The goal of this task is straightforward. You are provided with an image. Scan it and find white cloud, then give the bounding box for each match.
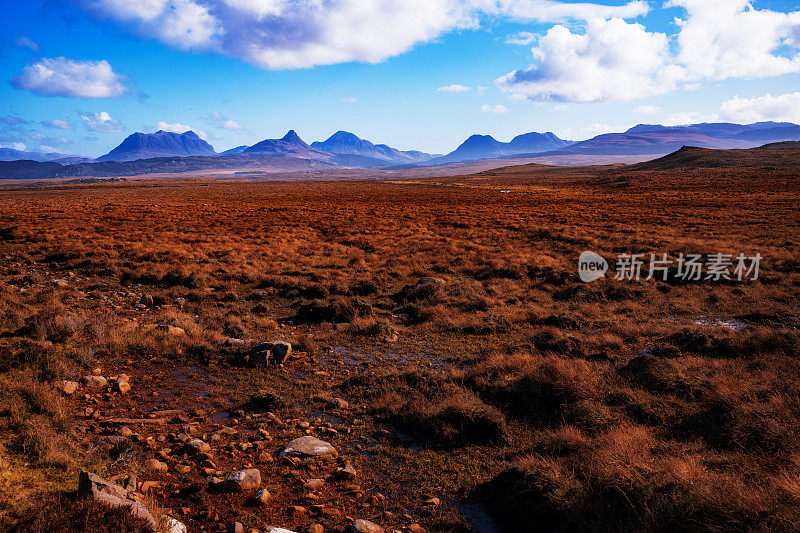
[498,1,800,104]
[497,18,682,103]
[1,143,27,151]
[506,31,537,45]
[81,111,126,132]
[14,36,39,51]
[633,105,662,115]
[38,145,73,155]
[157,121,208,139]
[337,97,357,103]
[83,0,649,70]
[437,84,471,93]
[719,92,800,124]
[203,111,245,132]
[481,104,509,114]
[11,58,129,98]
[42,119,75,130]
[667,0,800,81]
[555,123,618,140]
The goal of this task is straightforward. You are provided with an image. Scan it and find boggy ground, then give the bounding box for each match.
[0,149,799,532]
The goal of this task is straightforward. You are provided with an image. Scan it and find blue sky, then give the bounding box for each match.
[1,0,800,157]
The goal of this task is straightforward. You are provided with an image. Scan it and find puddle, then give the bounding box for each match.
[693,317,747,331]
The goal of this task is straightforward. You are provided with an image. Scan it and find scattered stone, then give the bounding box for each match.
[267,529,298,533]
[335,462,357,481]
[246,340,293,366]
[288,505,308,516]
[253,488,271,504]
[114,381,131,394]
[306,524,324,533]
[425,497,441,506]
[144,458,168,472]
[166,518,188,533]
[281,436,338,458]
[328,398,349,409]
[53,380,79,395]
[82,375,107,388]
[140,294,154,307]
[224,469,261,492]
[229,522,244,533]
[304,478,325,490]
[349,519,384,533]
[187,438,211,453]
[407,525,426,533]
[77,471,156,529]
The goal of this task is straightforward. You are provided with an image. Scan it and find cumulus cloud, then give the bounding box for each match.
[14,36,39,51]
[481,104,509,114]
[42,119,75,130]
[1,143,27,151]
[31,133,72,145]
[497,18,681,103]
[499,1,800,104]
[81,111,126,132]
[667,0,800,81]
[719,92,800,124]
[437,84,471,93]
[10,58,129,98]
[82,0,649,70]
[158,121,208,139]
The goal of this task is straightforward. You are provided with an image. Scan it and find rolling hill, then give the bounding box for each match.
[96,130,217,162]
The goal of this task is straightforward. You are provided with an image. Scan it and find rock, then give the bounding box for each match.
[229,522,244,533]
[328,398,349,409]
[304,478,325,490]
[267,529,298,533]
[425,497,441,506]
[116,373,131,383]
[307,525,324,533]
[349,519,384,533]
[82,375,107,388]
[407,525,426,533]
[166,518,188,533]
[77,471,156,529]
[156,324,185,336]
[281,436,337,458]
[253,488,271,504]
[224,469,261,492]
[335,462,357,481]
[140,294,154,307]
[92,367,102,375]
[187,438,211,453]
[53,380,79,395]
[247,340,292,366]
[144,458,168,472]
[114,381,131,394]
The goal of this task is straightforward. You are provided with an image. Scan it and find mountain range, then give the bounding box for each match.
[1,121,798,179]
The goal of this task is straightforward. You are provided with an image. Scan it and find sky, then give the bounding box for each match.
[1,0,800,157]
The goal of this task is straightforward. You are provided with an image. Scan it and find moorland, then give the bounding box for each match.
[0,142,798,533]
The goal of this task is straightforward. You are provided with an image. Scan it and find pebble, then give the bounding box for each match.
[224,469,261,491]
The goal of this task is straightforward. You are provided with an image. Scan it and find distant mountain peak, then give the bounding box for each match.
[309,130,434,165]
[281,130,304,144]
[96,130,216,162]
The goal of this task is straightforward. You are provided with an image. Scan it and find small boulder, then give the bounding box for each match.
[77,471,156,529]
[327,398,349,409]
[349,519,384,533]
[303,478,325,490]
[229,522,244,533]
[335,462,357,481]
[253,488,271,504]
[53,380,79,395]
[82,375,107,388]
[281,436,337,458]
[224,469,261,492]
[114,381,131,394]
[187,438,211,453]
[144,458,167,472]
[166,518,188,533]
